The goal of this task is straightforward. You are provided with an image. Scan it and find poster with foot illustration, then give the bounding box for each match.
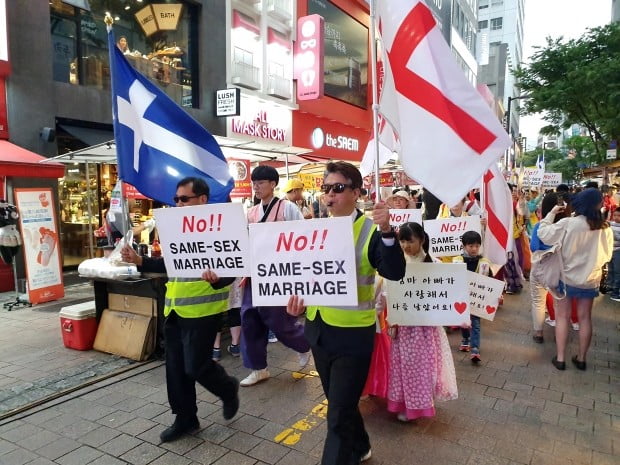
[14,188,64,304]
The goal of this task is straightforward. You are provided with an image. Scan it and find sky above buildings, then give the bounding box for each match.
[519,0,611,148]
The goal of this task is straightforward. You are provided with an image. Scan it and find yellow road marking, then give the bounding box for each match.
[274,399,328,445]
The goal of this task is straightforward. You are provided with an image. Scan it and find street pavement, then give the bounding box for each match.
[0,278,618,465]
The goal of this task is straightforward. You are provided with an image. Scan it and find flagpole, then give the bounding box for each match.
[369,0,381,202]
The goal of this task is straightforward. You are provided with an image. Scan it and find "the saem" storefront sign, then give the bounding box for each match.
[228,95,292,145]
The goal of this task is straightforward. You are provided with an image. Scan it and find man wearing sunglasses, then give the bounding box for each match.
[287,162,406,465]
[120,177,240,443]
[239,165,311,387]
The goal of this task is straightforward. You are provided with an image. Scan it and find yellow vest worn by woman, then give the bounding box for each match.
[306,215,376,327]
[164,278,230,318]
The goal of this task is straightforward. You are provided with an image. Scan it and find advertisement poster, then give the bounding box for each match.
[386,262,470,326]
[228,159,252,198]
[154,203,250,278]
[14,188,64,304]
[424,216,481,257]
[249,217,357,306]
[308,0,368,108]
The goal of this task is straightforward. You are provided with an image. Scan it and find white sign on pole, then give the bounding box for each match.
[388,208,423,228]
[606,149,616,160]
[467,271,504,321]
[249,217,357,306]
[541,172,562,188]
[215,88,240,117]
[522,168,544,186]
[154,203,250,278]
[424,216,481,257]
[386,262,470,326]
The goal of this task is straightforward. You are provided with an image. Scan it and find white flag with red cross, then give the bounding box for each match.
[482,163,513,268]
[376,0,511,207]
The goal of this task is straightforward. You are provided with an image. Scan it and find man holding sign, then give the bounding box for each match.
[287,162,406,465]
[239,166,310,387]
[121,177,239,443]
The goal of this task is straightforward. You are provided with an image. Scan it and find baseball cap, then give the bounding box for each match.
[388,190,410,201]
[283,178,304,193]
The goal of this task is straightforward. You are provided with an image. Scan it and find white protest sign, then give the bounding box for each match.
[386,262,470,326]
[542,172,562,187]
[154,203,250,278]
[467,271,504,321]
[249,217,357,306]
[424,216,481,257]
[522,168,544,186]
[389,209,423,228]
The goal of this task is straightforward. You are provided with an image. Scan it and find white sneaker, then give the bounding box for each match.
[360,449,372,462]
[572,322,580,331]
[298,351,311,368]
[397,412,410,422]
[240,369,270,387]
[545,317,556,327]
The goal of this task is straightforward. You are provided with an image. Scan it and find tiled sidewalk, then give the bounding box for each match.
[0,280,618,465]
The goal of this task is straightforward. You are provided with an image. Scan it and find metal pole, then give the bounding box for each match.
[505,97,512,171]
[85,161,94,257]
[285,153,290,179]
[369,0,381,201]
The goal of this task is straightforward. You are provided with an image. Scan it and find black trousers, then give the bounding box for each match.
[164,312,237,419]
[308,319,374,465]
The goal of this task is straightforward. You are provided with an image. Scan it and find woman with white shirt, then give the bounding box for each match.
[538,188,613,371]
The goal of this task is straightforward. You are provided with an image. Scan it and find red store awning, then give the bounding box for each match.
[0,140,65,178]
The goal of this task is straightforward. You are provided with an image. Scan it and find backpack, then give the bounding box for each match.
[531,243,566,300]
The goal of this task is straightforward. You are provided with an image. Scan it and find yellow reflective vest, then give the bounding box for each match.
[306,215,376,327]
[164,278,229,318]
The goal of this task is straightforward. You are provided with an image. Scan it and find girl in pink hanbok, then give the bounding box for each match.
[387,222,458,421]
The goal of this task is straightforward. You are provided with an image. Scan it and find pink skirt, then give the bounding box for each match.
[362,331,391,398]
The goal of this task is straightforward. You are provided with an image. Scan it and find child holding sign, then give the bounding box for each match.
[453,231,492,363]
[387,222,458,422]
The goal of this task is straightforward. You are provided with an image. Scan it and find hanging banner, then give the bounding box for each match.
[154,202,250,278]
[389,208,423,228]
[424,216,482,257]
[14,188,64,304]
[386,262,470,326]
[228,159,252,198]
[467,271,504,321]
[249,217,357,306]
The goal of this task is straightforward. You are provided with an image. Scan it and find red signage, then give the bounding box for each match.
[294,14,324,101]
[292,112,370,162]
[122,183,147,199]
[228,159,251,198]
[0,78,7,139]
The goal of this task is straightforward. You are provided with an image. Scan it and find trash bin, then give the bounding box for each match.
[59,301,98,350]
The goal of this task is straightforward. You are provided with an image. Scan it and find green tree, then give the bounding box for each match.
[515,23,620,159]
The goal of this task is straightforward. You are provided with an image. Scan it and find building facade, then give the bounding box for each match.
[476,0,525,139]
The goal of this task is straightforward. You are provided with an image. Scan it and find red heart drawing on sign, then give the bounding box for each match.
[486,305,496,314]
[454,302,467,314]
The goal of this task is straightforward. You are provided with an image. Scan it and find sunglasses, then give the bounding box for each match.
[321,183,353,194]
[173,194,203,203]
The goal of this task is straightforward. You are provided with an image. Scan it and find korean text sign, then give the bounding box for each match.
[386,263,470,326]
[467,271,504,321]
[389,209,423,228]
[154,203,250,278]
[249,217,357,306]
[424,216,481,257]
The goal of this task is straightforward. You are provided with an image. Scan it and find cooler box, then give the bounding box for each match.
[59,301,98,350]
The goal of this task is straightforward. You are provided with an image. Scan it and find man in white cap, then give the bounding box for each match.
[386,190,411,209]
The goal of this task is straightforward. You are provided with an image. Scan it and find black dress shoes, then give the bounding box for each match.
[551,356,566,371]
[160,415,200,443]
[223,378,240,420]
[571,355,586,371]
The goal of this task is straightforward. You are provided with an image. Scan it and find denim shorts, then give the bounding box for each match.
[558,281,599,299]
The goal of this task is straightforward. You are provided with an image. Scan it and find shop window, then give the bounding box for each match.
[50,0,198,108]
